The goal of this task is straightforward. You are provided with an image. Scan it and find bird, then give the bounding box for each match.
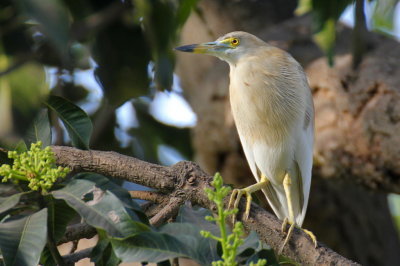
[175,31,316,250]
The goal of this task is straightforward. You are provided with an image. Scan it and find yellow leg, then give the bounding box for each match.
[280,174,317,252]
[228,175,269,223]
[303,229,317,248]
[283,174,294,223]
[280,222,295,254]
[281,217,288,232]
[280,174,295,252]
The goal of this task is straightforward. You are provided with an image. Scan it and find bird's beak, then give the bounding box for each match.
[175,41,230,54]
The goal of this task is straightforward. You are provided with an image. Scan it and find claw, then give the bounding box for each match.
[228,188,252,223]
[303,228,318,248]
[244,192,252,219]
[279,222,295,254]
[279,220,318,253]
[228,189,241,224]
[228,189,239,209]
[228,177,269,224]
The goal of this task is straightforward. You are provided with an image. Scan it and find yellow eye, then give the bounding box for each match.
[231,38,239,46]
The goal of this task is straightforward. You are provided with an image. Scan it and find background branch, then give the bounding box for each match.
[63,248,93,265]
[58,223,97,245]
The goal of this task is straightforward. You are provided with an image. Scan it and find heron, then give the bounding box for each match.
[175,31,316,249]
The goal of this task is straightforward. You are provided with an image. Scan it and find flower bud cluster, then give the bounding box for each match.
[0,141,70,193]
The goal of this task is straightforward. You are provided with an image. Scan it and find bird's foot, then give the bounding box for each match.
[228,178,269,224]
[279,219,318,253]
[279,219,295,254]
[228,188,252,224]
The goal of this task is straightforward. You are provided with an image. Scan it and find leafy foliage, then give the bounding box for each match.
[0,110,276,265]
[52,174,150,237]
[0,208,48,266]
[1,0,195,161]
[296,0,353,65]
[296,0,399,65]
[371,0,398,36]
[44,96,93,150]
[25,109,52,147]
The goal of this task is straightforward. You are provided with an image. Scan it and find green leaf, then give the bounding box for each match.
[78,173,148,224]
[0,208,48,266]
[91,229,121,266]
[14,140,28,153]
[39,247,56,266]
[46,196,77,242]
[237,231,260,255]
[176,206,219,261]
[246,249,279,266]
[110,223,210,265]
[175,0,199,29]
[44,95,92,149]
[93,24,150,106]
[25,108,52,147]
[16,0,69,55]
[0,81,12,139]
[0,193,25,214]
[313,18,336,66]
[51,177,149,237]
[7,62,48,116]
[295,0,312,15]
[309,0,353,65]
[372,0,398,35]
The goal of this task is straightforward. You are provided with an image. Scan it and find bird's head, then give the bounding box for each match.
[175,31,267,64]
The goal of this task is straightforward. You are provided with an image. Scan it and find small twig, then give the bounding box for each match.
[352,0,368,68]
[69,240,79,254]
[63,248,93,265]
[150,196,185,227]
[58,223,97,245]
[130,190,168,204]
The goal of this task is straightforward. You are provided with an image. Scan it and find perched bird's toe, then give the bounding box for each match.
[228,188,253,223]
[279,222,295,254]
[303,228,317,248]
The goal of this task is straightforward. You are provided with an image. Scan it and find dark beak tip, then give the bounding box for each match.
[174,44,196,53]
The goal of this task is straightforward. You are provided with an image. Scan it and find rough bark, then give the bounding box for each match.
[175,1,400,264]
[52,146,358,266]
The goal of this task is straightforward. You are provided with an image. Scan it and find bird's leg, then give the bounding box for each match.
[281,217,288,232]
[228,175,269,223]
[280,174,317,253]
[280,173,296,253]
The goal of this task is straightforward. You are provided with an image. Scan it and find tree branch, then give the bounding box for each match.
[58,223,97,245]
[52,146,359,265]
[63,248,93,265]
[130,190,168,204]
[150,195,185,227]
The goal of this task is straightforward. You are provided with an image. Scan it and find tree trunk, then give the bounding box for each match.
[175,0,400,264]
